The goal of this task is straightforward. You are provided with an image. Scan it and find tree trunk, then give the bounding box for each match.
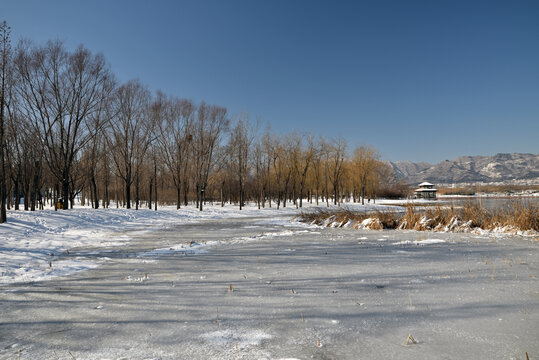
[23,182,29,210]
[62,172,69,210]
[199,185,204,211]
[153,170,157,211]
[30,164,39,211]
[103,181,109,208]
[0,60,5,223]
[0,154,5,222]
[135,176,139,210]
[54,184,59,211]
[239,178,243,211]
[220,181,224,207]
[91,175,99,209]
[195,183,200,209]
[30,187,36,211]
[176,186,181,210]
[361,186,365,206]
[126,182,131,209]
[14,179,19,211]
[183,180,189,206]
[149,180,153,209]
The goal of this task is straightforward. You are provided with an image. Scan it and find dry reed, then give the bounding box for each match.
[298,201,539,234]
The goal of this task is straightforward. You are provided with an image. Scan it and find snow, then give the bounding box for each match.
[232,229,311,241]
[392,239,446,245]
[1,208,538,359]
[140,241,209,256]
[201,328,272,349]
[0,203,308,285]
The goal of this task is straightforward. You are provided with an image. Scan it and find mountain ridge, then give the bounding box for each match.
[389,153,539,185]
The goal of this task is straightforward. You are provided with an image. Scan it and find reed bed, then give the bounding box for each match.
[299,201,539,235]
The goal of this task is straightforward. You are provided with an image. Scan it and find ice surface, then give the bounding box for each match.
[1,205,538,359]
[393,239,446,245]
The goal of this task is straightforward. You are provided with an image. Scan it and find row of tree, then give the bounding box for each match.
[0,22,409,223]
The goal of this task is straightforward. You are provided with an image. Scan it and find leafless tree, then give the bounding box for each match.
[295,134,314,208]
[15,41,114,210]
[228,114,256,210]
[310,137,325,205]
[327,137,347,205]
[261,130,276,208]
[0,21,11,222]
[353,145,381,205]
[107,80,152,209]
[1,26,406,212]
[153,92,194,209]
[84,87,114,209]
[193,102,229,211]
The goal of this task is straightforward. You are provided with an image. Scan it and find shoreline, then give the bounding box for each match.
[298,204,539,237]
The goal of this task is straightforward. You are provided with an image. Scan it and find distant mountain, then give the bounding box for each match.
[389,153,539,185]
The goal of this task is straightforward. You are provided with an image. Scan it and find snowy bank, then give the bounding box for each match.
[0,204,303,285]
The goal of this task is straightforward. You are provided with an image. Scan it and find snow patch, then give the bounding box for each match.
[352,218,383,230]
[201,328,272,348]
[140,242,208,257]
[229,230,311,243]
[393,239,446,246]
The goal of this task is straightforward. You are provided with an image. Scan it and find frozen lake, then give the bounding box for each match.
[439,196,539,211]
[1,215,538,359]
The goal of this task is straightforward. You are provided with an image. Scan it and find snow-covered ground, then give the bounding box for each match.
[1,213,538,359]
[0,204,288,285]
[0,201,404,285]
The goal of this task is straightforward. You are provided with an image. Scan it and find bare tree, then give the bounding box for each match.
[84,89,114,209]
[107,80,152,209]
[327,137,347,205]
[5,114,23,211]
[0,21,11,222]
[252,139,266,209]
[153,92,194,209]
[353,145,381,205]
[193,102,229,211]
[261,129,276,208]
[310,137,325,205]
[228,115,256,210]
[15,41,113,210]
[296,134,314,208]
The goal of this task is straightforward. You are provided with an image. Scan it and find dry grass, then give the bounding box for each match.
[398,205,422,230]
[437,187,476,196]
[494,202,539,231]
[299,202,539,234]
[301,208,370,225]
[375,210,400,229]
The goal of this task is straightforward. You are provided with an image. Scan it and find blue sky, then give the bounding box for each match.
[2,0,538,163]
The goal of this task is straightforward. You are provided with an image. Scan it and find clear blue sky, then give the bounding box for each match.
[2,0,538,163]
